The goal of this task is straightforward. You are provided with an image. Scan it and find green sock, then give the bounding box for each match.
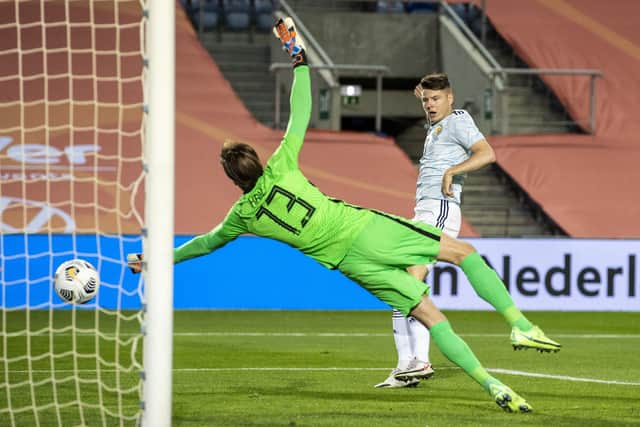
[460,252,533,331]
[430,320,495,391]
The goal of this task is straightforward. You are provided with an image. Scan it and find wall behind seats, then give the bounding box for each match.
[439,14,493,136]
[298,12,438,77]
[273,12,440,128]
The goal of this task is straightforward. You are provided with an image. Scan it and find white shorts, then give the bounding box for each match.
[413,199,461,239]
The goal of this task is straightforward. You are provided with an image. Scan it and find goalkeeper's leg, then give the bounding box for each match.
[440,235,561,353]
[410,296,532,413]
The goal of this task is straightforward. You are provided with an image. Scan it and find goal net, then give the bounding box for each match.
[0,1,155,425]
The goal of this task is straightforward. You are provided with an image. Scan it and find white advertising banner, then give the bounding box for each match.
[428,239,640,311]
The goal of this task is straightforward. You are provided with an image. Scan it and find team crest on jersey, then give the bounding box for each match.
[434,125,443,135]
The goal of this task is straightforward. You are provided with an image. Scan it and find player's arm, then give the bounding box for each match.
[127,225,236,274]
[441,113,495,197]
[274,18,311,163]
[173,221,242,263]
[127,211,244,273]
[442,139,495,197]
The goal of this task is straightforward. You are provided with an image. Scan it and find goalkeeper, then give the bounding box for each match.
[130,18,560,413]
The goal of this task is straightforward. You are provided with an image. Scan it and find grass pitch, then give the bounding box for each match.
[171,311,639,426]
[2,311,639,426]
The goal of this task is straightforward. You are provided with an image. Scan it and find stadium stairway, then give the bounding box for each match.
[460,166,563,236]
[484,36,577,135]
[462,28,569,236]
[198,2,367,127]
[200,31,286,127]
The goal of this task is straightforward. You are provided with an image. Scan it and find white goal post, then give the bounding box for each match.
[142,0,175,426]
[0,1,174,425]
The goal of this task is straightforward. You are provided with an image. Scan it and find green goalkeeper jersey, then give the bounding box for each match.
[174,66,373,269]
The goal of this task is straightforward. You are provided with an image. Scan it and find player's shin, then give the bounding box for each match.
[428,320,490,386]
[460,252,533,331]
[430,320,532,412]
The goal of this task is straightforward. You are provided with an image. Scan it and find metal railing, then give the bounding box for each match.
[275,1,339,88]
[270,63,389,132]
[277,1,335,71]
[439,1,503,76]
[440,0,603,135]
[272,0,390,132]
[488,68,603,134]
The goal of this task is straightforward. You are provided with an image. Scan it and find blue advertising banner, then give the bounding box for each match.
[2,235,639,311]
[1,234,384,310]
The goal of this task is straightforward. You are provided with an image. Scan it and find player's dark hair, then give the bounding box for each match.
[420,73,451,91]
[220,141,263,193]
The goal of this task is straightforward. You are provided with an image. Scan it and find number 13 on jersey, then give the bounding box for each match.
[256,185,316,235]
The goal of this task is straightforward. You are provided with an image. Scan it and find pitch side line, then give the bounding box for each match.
[11,367,640,386]
[486,368,640,386]
[170,332,640,339]
[177,367,640,386]
[18,332,640,339]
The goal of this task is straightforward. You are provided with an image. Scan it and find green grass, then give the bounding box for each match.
[2,311,640,426]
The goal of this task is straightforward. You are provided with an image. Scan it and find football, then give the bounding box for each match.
[54,259,100,304]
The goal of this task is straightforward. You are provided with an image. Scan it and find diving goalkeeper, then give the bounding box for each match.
[129,18,561,413]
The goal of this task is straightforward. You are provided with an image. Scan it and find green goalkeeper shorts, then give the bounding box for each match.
[337,211,442,316]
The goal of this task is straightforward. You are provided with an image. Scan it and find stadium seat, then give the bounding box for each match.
[405,2,438,14]
[186,0,221,32]
[376,0,405,14]
[223,0,250,31]
[450,3,483,37]
[254,0,274,32]
[180,0,197,16]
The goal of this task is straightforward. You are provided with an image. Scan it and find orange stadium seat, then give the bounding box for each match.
[453,0,640,238]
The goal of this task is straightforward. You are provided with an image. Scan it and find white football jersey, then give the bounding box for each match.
[415,109,484,205]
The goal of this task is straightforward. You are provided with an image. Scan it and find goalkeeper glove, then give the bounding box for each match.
[273,17,307,67]
[127,253,143,274]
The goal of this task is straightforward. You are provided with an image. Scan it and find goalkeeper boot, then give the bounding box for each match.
[374,368,420,389]
[489,382,532,413]
[392,359,434,381]
[511,325,561,353]
[273,17,307,67]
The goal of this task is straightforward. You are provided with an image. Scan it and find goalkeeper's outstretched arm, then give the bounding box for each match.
[127,253,143,274]
[127,217,243,273]
[282,66,311,150]
[274,18,311,160]
[126,229,229,274]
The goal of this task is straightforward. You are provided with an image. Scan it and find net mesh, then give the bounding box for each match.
[0,1,146,425]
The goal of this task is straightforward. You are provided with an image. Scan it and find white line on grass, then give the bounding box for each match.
[486,368,640,386]
[175,332,390,337]
[11,367,640,386]
[172,332,640,339]
[20,332,640,339]
[174,367,640,386]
